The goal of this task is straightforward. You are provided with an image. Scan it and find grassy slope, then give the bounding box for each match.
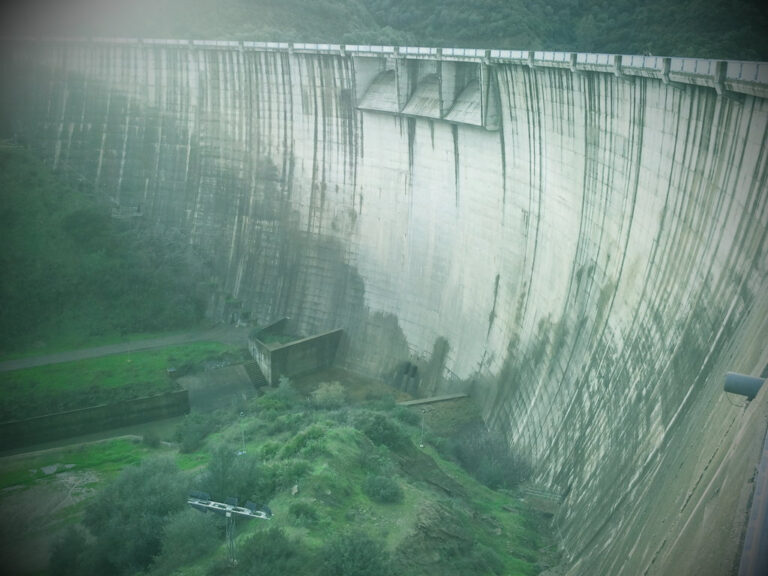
[0,438,151,491]
[0,378,555,575]
[0,341,242,421]
[175,379,551,575]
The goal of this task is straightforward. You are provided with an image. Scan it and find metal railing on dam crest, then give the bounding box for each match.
[20,35,768,91]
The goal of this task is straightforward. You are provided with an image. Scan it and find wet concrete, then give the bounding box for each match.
[1,41,767,575]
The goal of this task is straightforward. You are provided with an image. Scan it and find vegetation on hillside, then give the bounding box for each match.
[14,378,548,576]
[362,0,768,60]
[0,146,211,357]
[3,0,765,59]
[0,342,244,421]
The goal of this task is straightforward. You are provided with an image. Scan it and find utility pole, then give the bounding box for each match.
[420,408,426,448]
[238,411,246,455]
[188,492,272,565]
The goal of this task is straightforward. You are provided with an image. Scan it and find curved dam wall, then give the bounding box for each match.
[2,39,768,574]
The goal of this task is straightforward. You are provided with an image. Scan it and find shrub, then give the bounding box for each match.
[328,406,351,424]
[311,469,352,506]
[149,509,220,574]
[200,445,274,503]
[276,375,299,402]
[358,445,396,475]
[254,376,299,413]
[254,392,291,412]
[319,532,392,576]
[364,395,396,411]
[237,527,313,576]
[142,429,160,448]
[269,458,312,490]
[289,500,319,523]
[311,381,346,409]
[451,424,532,489]
[260,441,282,460]
[82,458,189,575]
[354,412,409,450]
[49,528,88,576]
[279,424,327,459]
[174,412,217,453]
[266,412,310,436]
[363,475,404,504]
[393,405,420,426]
[449,542,506,576]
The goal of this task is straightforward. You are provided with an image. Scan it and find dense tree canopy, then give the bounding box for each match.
[2,0,766,59]
[0,147,210,354]
[82,458,189,574]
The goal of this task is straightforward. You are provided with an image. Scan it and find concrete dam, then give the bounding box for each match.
[2,39,768,574]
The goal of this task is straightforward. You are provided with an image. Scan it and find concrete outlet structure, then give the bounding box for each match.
[1,38,767,575]
[249,318,343,385]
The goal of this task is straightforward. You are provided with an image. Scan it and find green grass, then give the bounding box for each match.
[0,437,150,490]
[1,371,556,576]
[0,327,198,363]
[180,378,553,575]
[175,451,211,471]
[0,341,241,420]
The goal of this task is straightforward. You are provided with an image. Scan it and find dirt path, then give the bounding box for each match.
[0,325,249,372]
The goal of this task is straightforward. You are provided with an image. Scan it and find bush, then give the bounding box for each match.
[311,469,352,506]
[254,376,299,413]
[237,527,313,576]
[393,405,420,426]
[269,458,312,490]
[260,441,282,460]
[149,509,221,574]
[82,458,189,575]
[200,445,273,503]
[276,375,299,402]
[358,445,396,475]
[354,412,409,450]
[289,500,319,523]
[279,424,327,459]
[311,381,346,409]
[364,395,396,411]
[175,412,218,453]
[451,424,532,489]
[49,528,88,576]
[319,532,392,576]
[363,475,404,504]
[142,429,160,448]
[265,412,310,436]
[448,542,506,576]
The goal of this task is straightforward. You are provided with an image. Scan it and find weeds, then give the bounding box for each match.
[363,474,404,504]
[447,423,532,490]
[311,381,346,409]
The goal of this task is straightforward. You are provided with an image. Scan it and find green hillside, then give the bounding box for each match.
[2,0,766,59]
[0,145,210,357]
[0,379,556,576]
[362,0,768,60]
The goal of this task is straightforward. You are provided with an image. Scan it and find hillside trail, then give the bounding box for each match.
[0,324,250,372]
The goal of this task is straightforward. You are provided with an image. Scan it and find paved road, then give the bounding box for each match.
[0,325,250,372]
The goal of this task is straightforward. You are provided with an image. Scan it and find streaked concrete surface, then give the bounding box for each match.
[1,40,767,575]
